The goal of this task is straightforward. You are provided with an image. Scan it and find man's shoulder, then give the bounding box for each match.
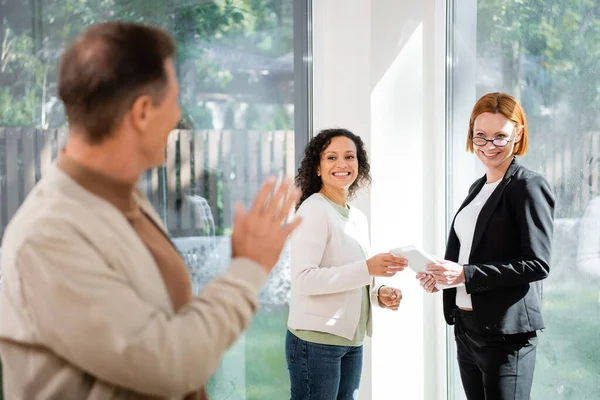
[2,175,92,253]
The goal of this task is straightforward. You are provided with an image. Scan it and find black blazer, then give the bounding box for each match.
[443,158,555,335]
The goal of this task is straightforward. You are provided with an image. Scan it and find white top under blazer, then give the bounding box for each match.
[454,180,502,309]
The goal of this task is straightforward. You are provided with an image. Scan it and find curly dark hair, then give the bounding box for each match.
[296,128,371,208]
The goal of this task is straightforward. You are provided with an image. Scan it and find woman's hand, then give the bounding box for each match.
[416,273,439,293]
[367,253,408,277]
[377,286,402,310]
[426,257,465,286]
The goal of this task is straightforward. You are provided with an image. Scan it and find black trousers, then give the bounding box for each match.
[454,309,538,400]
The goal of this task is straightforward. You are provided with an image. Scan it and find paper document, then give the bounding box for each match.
[390,244,464,289]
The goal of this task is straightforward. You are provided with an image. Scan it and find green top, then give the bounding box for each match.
[289,193,371,346]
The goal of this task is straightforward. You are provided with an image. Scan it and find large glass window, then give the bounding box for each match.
[0,1,311,398]
[447,0,600,398]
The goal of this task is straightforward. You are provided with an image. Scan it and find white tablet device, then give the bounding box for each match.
[390,244,435,274]
[390,245,464,289]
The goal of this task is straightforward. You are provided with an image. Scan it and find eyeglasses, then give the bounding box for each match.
[471,137,514,147]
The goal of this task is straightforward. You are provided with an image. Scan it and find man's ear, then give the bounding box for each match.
[129,94,154,133]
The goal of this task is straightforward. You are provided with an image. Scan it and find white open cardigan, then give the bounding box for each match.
[287,194,381,340]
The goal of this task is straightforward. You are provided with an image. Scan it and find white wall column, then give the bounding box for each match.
[312,1,447,398]
[369,0,446,399]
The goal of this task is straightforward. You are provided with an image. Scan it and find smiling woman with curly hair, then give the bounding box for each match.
[285,128,408,399]
[295,128,371,208]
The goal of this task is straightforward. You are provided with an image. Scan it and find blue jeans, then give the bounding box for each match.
[285,330,363,400]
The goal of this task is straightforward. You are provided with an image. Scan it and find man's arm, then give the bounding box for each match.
[17,224,266,398]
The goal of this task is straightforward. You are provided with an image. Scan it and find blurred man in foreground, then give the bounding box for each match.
[0,21,301,400]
